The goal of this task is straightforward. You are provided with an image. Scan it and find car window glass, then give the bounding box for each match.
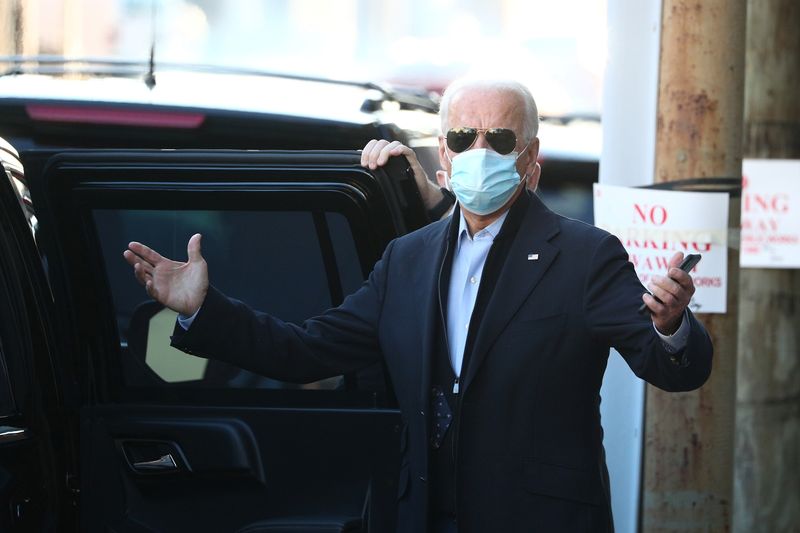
[326,211,365,295]
[92,208,364,390]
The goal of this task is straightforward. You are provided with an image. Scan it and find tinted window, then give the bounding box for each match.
[93,208,365,390]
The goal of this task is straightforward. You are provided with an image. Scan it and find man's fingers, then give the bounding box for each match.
[668,251,684,270]
[133,260,153,276]
[648,282,679,309]
[363,139,390,169]
[133,262,152,287]
[376,140,403,167]
[360,139,417,170]
[642,293,664,314]
[389,142,412,157]
[663,251,697,295]
[128,241,164,265]
[650,274,682,300]
[360,139,378,167]
[145,279,157,299]
[363,139,416,169]
[669,267,695,294]
[123,249,155,271]
[122,249,139,268]
[187,233,204,263]
[648,273,693,322]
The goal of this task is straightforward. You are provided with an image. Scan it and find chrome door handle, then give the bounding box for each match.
[0,426,28,444]
[132,453,177,471]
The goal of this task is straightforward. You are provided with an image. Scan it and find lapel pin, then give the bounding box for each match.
[527,253,539,261]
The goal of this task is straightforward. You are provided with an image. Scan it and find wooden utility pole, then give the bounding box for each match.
[643,1,745,531]
[0,0,39,57]
[0,0,21,56]
[735,0,800,531]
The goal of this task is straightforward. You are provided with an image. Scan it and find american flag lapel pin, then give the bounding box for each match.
[527,253,539,261]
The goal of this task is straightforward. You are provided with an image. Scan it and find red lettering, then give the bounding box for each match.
[773,194,789,213]
[650,205,668,225]
[744,193,790,214]
[633,204,647,224]
[632,204,668,225]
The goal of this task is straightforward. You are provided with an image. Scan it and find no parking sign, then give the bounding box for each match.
[593,183,729,313]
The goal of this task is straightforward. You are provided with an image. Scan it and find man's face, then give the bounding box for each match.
[438,87,541,194]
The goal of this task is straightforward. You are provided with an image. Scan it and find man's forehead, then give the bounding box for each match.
[446,87,523,127]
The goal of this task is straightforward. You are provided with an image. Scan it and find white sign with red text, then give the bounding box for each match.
[741,159,800,268]
[593,183,729,314]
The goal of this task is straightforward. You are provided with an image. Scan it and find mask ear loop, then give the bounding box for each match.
[516,141,532,189]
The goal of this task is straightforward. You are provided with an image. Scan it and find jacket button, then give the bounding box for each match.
[419,476,426,483]
[419,410,425,416]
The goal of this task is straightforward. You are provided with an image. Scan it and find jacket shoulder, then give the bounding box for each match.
[392,216,450,250]
[551,212,618,248]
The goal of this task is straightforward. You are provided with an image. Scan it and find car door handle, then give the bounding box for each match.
[132,453,178,471]
[0,426,29,444]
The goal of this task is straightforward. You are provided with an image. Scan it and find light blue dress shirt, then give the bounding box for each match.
[445,210,509,382]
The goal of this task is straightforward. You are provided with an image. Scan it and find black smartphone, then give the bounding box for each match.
[637,254,702,315]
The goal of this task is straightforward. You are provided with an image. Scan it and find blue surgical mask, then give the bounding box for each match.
[447,148,526,215]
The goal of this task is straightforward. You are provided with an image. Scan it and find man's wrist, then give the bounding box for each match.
[655,310,690,355]
[428,188,456,220]
[177,306,201,330]
[656,318,681,337]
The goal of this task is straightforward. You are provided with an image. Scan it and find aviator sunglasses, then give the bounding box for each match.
[445,127,518,155]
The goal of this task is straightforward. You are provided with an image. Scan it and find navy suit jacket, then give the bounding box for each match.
[172,193,713,533]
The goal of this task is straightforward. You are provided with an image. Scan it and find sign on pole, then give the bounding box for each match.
[740,159,800,268]
[593,183,729,313]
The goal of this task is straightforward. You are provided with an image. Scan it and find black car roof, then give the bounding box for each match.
[0,57,439,125]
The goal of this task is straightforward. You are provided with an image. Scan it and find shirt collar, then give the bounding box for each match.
[456,208,509,249]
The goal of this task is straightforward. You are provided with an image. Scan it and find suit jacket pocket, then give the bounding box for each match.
[522,458,603,506]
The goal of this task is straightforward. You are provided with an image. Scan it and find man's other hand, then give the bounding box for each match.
[360,139,445,213]
[123,233,209,317]
[642,251,696,335]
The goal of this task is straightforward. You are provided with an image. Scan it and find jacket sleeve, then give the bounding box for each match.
[169,239,396,383]
[584,233,713,392]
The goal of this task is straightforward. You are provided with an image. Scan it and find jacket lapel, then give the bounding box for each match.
[416,218,452,411]
[461,194,561,394]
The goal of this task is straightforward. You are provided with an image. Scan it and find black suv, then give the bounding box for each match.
[0,61,598,532]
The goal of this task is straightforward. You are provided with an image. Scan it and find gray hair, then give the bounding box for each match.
[439,78,540,143]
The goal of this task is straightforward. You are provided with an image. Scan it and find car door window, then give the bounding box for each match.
[92,206,366,390]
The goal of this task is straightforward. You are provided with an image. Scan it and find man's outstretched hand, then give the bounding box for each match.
[123,233,209,317]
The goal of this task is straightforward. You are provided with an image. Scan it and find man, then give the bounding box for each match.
[124,78,712,533]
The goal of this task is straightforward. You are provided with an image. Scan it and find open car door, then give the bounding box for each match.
[24,149,429,533]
